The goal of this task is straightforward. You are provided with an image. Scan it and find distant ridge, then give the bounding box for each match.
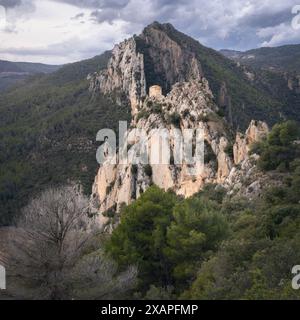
[220,44,300,73]
[0,59,62,92]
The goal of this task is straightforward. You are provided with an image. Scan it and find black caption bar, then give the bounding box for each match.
[0,300,297,319]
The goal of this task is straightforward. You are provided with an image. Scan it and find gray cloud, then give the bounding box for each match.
[0,0,36,34]
[90,8,117,24]
[1,0,300,64]
[0,0,22,8]
[53,0,130,9]
[240,9,292,29]
[87,0,300,51]
[71,12,85,20]
[0,0,35,14]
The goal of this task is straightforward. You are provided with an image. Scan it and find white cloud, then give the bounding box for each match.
[0,0,299,64]
[258,22,300,47]
[0,0,131,63]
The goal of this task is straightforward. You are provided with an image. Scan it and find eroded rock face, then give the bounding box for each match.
[233,120,269,165]
[138,22,203,93]
[285,73,300,93]
[89,22,203,115]
[218,82,233,125]
[89,38,147,115]
[222,120,269,200]
[90,79,235,222]
[88,23,270,229]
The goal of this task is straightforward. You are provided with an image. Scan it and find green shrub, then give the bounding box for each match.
[168,112,181,127]
[165,197,228,287]
[144,164,153,177]
[216,108,226,117]
[106,182,114,194]
[106,186,179,291]
[131,164,138,175]
[197,114,208,122]
[102,207,116,218]
[224,143,234,159]
[204,141,217,164]
[136,109,150,122]
[182,109,190,118]
[151,102,163,114]
[255,121,300,171]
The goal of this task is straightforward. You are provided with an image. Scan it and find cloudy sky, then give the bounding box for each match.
[0,0,300,64]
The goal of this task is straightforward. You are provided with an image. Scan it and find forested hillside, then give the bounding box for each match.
[220,45,300,73]
[105,121,300,299]
[0,51,131,225]
[0,60,61,92]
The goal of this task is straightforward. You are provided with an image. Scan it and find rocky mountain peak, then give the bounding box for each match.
[89,21,203,115]
[88,23,270,229]
[142,21,176,33]
[137,22,203,91]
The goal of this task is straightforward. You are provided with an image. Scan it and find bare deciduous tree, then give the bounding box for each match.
[6,185,137,300]
[70,250,137,300]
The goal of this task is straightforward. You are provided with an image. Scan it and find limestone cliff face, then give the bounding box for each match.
[89,22,203,115]
[89,38,146,115]
[138,22,203,93]
[224,120,269,200]
[88,23,269,228]
[218,82,233,125]
[90,79,234,222]
[233,120,269,165]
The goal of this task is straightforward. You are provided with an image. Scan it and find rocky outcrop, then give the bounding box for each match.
[223,120,269,200]
[138,22,203,93]
[90,78,234,222]
[285,73,300,93]
[88,22,270,229]
[233,120,269,165]
[89,38,146,115]
[218,82,233,125]
[89,22,203,115]
[90,78,269,227]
